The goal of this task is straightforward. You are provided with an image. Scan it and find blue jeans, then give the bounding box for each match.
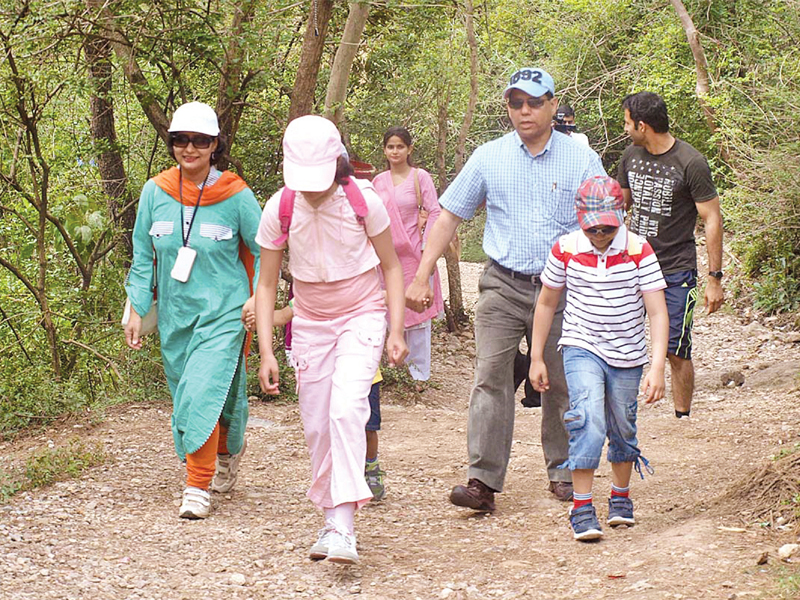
[561,346,642,471]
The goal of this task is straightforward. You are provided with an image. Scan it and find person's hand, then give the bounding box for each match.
[241,295,256,331]
[528,359,549,392]
[417,208,429,233]
[406,277,433,313]
[124,308,143,350]
[641,365,665,404]
[704,278,724,315]
[385,332,409,367]
[258,353,280,395]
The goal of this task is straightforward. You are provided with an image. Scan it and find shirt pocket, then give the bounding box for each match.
[550,189,578,228]
[199,223,234,242]
[148,221,174,238]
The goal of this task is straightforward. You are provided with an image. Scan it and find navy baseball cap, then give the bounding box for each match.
[503,68,555,99]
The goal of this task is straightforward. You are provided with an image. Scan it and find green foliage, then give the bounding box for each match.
[459,210,488,264]
[0,439,106,502]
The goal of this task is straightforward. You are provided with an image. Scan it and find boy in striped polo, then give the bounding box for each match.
[528,175,669,541]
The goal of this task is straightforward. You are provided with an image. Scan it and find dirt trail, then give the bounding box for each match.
[1,262,800,600]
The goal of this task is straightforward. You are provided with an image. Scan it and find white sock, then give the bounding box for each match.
[323,502,356,534]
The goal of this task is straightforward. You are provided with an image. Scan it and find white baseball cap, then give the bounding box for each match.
[168,102,220,136]
[282,115,343,192]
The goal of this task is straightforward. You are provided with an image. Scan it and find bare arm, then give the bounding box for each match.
[641,289,669,403]
[622,187,633,211]
[406,208,462,312]
[695,197,724,314]
[255,247,284,395]
[370,227,409,366]
[528,285,562,392]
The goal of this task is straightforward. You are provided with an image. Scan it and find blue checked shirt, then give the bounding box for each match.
[441,130,606,275]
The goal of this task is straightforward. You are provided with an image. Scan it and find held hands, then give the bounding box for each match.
[641,365,666,404]
[385,332,409,367]
[406,277,434,314]
[258,353,281,395]
[704,278,724,315]
[124,309,143,350]
[528,359,550,393]
[241,296,256,331]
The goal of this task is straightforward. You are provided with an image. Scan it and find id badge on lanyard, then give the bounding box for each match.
[171,172,207,283]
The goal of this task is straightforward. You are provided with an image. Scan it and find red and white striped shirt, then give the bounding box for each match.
[540,225,666,368]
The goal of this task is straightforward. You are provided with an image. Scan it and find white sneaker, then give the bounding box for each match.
[327,528,359,565]
[211,437,247,493]
[309,526,335,560]
[179,487,211,519]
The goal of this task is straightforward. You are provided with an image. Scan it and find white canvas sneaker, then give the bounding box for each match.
[309,525,335,560]
[179,487,211,519]
[326,528,359,565]
[211,437,247,493]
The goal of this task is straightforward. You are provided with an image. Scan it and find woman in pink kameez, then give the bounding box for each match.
[373,127,444,381]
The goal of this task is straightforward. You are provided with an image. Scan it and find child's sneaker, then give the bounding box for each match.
[327,528,359,565]
[211,437,247,493]
[569,504,603,541]
[364,462,386,501]
[309,525,335,560]
[179,487,211,519]
[607,496,635,527]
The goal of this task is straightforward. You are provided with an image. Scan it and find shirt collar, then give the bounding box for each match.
[512,129,555,158]
[576,224,628,256]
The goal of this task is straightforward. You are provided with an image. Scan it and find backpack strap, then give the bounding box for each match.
[271,177,369,246]
[340,177,369,229]
[271,186,297,246]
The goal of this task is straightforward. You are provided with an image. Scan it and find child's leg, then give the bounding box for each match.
[186,422,219,489]
[610,461,633,491]
[365,381,381,461]
[366,431,379,461]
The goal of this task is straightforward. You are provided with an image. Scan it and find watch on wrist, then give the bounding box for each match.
[709,270,724,280]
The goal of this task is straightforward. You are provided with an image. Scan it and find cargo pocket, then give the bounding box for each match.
[563,407,586,433]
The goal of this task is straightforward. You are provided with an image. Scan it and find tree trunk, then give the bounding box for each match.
[215,0,259,171]
[669,0,729,161]
[289,0,335,121]
[453,0,478,174]
[84,4,135,256]
[323,1,369,126]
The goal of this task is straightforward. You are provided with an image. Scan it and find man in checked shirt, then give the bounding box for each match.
[406,67,606,511]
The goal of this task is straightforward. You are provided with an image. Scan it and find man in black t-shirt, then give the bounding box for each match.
[617,91,724,418]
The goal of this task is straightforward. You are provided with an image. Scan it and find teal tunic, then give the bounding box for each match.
[126,176,262,459]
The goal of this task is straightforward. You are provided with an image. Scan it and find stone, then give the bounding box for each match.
[778,544,799,560]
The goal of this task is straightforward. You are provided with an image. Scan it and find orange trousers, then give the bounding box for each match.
[185,423,229,489]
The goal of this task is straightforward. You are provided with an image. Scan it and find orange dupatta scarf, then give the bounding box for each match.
[152,166,256,354]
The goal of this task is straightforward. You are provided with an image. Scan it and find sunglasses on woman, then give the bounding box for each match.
[506,96,548,110]
[584,225,618,235]
[170,133,216,149]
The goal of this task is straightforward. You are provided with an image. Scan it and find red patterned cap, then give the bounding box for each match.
[575,176,625,229]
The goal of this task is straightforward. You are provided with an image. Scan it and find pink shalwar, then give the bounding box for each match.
[255,179,392,511]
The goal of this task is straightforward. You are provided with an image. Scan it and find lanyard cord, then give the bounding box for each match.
[179,169,208,247]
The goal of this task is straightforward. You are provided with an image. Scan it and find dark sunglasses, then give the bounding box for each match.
[506,96,548,110]
[170,133,215,149]
[584,225,619,235]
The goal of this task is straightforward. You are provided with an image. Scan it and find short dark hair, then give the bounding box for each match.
[557,104,575,118]
[621,92,669,133]
[334,154,355,184]
[166,134,228,166]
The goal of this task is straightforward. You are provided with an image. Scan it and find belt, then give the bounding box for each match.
[490,259,541,285]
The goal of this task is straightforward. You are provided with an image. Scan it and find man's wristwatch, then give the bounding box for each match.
[709,270,724,280]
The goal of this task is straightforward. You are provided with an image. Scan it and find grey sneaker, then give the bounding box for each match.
[607,496,635,527]
[327,528,359,565]
[365,461,386,501]
[179,487,211,519]
[211,437,247,493]
[309,526,335,560]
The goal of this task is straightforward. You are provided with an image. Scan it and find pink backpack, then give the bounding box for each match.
[271,177,369,246]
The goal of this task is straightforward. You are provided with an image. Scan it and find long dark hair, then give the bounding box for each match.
[334,154,355,185]
[382,126,415,167]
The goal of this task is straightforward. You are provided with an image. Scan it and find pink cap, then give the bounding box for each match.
[282,115,342,192]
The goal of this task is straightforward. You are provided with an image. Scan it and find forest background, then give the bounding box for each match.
[1,0,799,437]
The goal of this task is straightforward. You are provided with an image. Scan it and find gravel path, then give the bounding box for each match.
[1,261,799,600]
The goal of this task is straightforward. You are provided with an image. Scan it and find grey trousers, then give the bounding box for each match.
[466,262,570,492]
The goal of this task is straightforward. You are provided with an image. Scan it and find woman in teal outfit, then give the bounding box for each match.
[124,102,262,519]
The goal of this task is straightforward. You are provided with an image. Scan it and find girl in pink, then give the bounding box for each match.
[373,126,444,382]
[255,115,407,565]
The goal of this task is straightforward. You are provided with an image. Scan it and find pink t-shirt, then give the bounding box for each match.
[256,178,391,320]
